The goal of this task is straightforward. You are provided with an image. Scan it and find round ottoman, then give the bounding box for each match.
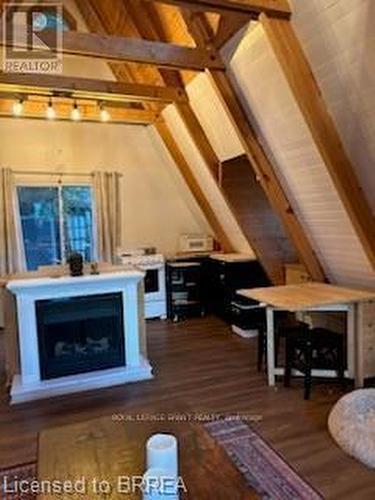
[328,389,375,468]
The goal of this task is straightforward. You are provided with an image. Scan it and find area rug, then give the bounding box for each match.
[0,463,36,500]
[1,424,323,500]
[204,419,323,500]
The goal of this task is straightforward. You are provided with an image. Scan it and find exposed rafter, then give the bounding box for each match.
[0,73,187,104]
[13,30,225,71]
[213,11,250,47]
[76,0,145,88]
[182,10,326,282]
[123,1,294,281]
[122,1,185,88]
[260,14,375,270]
[123,1,221,177]
[146,0,291,18]
[76,0,233,250]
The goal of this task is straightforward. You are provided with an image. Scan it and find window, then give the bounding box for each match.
[17,185,95,271]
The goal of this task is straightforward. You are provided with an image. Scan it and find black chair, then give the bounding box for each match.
[257,312,300,372]
[283,324,346,400]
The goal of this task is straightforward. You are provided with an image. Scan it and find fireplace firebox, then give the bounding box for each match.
[36,293,125,380]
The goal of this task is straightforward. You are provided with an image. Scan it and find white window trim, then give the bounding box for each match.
[16,181,98,268]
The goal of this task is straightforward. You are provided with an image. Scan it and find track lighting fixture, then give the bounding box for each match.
[70,101,81,121]
[46,99,56,120]
[99,103,111,122]
[12,98,24,117]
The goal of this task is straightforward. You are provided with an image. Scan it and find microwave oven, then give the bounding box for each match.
[179,234,214,253]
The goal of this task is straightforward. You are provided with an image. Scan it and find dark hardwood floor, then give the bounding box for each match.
[0,316,374,499]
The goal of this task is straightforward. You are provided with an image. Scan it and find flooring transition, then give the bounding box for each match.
[0,316,374,499]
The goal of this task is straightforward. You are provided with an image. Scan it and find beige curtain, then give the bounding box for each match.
[0,168,25,275]
[92,171,122,264]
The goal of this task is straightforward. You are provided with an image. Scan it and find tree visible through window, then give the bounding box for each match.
[18,185,95,271]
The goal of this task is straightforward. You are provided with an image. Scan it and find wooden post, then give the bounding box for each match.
[260,14,375,270]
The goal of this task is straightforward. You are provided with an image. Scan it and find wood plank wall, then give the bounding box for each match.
[221,154,298,284]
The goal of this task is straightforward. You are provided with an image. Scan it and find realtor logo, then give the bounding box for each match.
[2,2,63,73]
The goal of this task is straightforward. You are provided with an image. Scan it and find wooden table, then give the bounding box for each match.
[238,282,375,387]
[37,415,257,499]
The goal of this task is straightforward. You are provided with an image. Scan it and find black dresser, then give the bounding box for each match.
[205,255,270,320]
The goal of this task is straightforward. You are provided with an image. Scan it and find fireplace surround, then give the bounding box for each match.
[7,271,153,404]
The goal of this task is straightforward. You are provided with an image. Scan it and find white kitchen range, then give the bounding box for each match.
[117,250,167,320]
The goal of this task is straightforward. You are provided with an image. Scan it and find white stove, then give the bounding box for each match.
[117,253,166,320]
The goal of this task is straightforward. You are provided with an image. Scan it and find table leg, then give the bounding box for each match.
[347,304,355,381]
[266,307,275,386]
[354,303,365,388]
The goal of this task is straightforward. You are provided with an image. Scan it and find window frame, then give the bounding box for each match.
[16,179,98,269]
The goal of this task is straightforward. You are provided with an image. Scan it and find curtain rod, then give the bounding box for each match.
[12,169,123,177]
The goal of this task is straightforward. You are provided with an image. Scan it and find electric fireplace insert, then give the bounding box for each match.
[36,293,125,380]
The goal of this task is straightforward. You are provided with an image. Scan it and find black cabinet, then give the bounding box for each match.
[166,261,204,322]
[205,257,270,320]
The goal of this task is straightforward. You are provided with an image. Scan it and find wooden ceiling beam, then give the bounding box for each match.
[125,2,292,273]
[77,0,232,250]
[213,12,250,47]
[260,14,375,270]
[182,11,326,282]
[75,0,161,115]
[0,73,188,104]
[75,0,143,87]
[122,1,184,88]
[123,1,221,179]
[7,29,225,71]
[122,1,244,254]
[145,0,291,18]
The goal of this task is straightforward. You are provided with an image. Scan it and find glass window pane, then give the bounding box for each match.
[62,186,94,261]
[17,187,61,271]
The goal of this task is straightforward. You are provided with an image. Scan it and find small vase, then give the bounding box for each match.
[67,252,84,277]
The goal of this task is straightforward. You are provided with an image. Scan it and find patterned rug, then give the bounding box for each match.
[1,423,322,500]
[0,463,36,500]
[204,419,323,500]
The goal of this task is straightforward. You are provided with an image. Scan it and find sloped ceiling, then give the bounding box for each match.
[150,0,375,287]
[290,0,375,214]
[6,0,373,285]
[226,22,374,287]
[76,0,374,287]
[222,0,375,288]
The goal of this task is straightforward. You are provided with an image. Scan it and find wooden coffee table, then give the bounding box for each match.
[37,414,257,499]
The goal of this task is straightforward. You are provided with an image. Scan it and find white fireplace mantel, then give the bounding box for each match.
[7,271,153,404]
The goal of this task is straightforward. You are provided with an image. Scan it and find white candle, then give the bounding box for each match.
[142,467,179,500]
[146,433,178,477]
